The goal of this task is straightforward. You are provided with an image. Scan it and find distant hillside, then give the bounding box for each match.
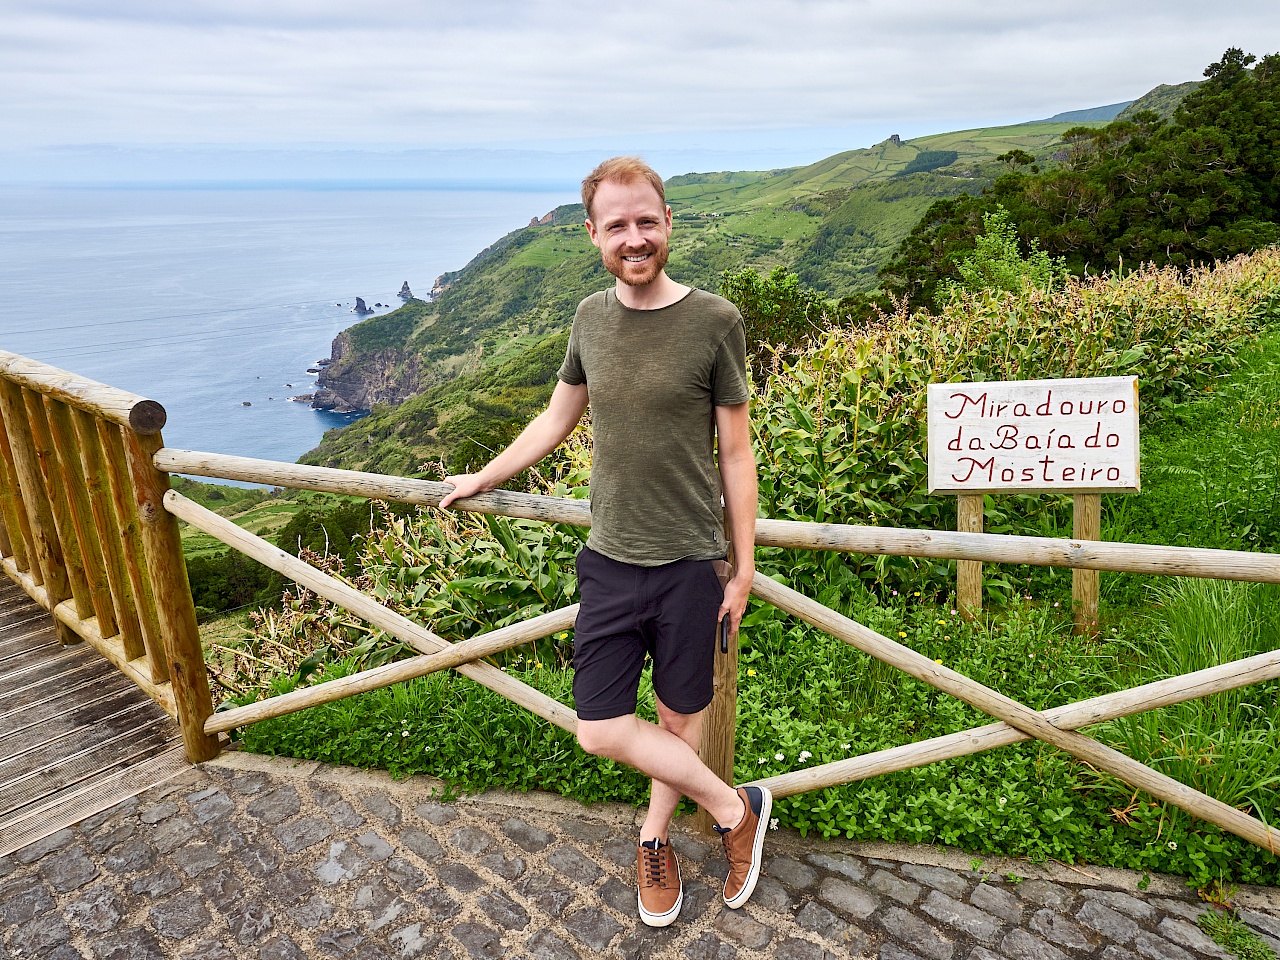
[1117,81,1201,120]
[1038,101,1132,123]
[304,332,569,476]
[880,48,1277,309]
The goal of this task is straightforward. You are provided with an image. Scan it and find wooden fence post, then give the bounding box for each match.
[0,380,74,642]
[0,421,33,576]
[123,429,219,763]
[956,494,983,619]
[69,407,146,661]
[22,388,94,619]
[696,626,738,833]
[100,422,168,682]
[1073,493,1101,636]
[43,397,119,639]
[695,534,739,833]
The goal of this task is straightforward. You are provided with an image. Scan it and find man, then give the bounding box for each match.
[439,156,769,927]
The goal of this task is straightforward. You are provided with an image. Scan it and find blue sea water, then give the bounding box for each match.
[0,184,575,473]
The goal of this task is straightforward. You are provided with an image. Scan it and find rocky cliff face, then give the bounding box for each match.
[311,330,433,413]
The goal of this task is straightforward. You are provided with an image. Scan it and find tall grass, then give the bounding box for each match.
[1092,579,1280,844]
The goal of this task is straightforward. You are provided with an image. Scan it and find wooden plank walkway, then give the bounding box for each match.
[0,578,187,856]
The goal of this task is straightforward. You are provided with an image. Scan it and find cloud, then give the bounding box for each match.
[0,0,1276,149]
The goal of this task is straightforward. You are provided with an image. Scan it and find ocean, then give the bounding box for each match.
[0,184,575,475]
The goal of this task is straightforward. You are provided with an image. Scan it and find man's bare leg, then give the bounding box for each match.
[577,713,744,830]
[640,697,702,842]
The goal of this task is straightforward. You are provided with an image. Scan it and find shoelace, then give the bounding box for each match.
[713,823,732,863]
[641,845,667,887]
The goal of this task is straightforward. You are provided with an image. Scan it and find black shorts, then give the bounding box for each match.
[572,546,724,721]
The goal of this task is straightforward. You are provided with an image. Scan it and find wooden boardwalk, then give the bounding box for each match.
[0,578,187,857]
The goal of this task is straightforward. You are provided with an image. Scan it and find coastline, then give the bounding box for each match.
[0,184,572,467]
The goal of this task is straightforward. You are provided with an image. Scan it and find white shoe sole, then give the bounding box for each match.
[638,885,683,927]
[724,786,772,909]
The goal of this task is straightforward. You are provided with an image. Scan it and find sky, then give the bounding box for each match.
[2,1,1278,182]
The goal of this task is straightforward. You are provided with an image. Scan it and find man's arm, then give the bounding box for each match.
[439,380,589,509]
[714,400,757,636]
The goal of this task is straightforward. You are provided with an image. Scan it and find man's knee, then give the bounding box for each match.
[576,716,632,758]
[656,698,702,740]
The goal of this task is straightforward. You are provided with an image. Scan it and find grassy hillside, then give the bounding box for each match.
[339,122,1101,377]
[1117,80,1200,120]
[307,120,1109,471]
[304,330,569,475]
[172,478,293,559]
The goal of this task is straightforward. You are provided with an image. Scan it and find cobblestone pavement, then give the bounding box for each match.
[3,750,1280,960]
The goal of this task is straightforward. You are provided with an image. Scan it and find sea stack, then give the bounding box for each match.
[398,281,413,299]
[353,297,373,315]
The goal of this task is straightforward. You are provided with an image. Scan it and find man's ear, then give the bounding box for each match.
[665,206,673,230]
[584,218,601,248]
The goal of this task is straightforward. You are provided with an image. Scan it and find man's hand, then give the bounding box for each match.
[439,474,488,510]
[718,572,752,640]
[435,381,589,513]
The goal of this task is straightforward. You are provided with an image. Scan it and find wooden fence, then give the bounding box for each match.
[0,351,217,763]
[2,353,1279,854]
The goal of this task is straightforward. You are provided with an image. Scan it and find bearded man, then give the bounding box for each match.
[440,156,769,926]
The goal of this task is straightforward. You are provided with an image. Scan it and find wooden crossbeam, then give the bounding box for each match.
[153,448,1280,584]
[750,572,1280,854]
[747,648,1280,799]
[206,603,578,734]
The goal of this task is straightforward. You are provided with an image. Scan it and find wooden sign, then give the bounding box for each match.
[928,376,1139,494]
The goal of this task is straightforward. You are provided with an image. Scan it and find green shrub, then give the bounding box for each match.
[721,266,835,372]
[899,150,960,175]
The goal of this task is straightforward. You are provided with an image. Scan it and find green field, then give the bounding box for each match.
[179,500,300,559]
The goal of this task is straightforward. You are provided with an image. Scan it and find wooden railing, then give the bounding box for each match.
[0,352,218,763]
[2,352,1279,855]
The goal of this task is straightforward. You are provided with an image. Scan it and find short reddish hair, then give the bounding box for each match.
[581,156,665,221]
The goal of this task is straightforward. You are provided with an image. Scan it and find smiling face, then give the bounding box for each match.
[584,178,673,288]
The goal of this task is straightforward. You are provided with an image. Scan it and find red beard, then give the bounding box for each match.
[602,241,670,287]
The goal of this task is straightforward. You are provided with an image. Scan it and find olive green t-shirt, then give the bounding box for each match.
[557,287,750,566]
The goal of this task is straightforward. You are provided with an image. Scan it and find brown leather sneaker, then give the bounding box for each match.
[715,785,772,908]
[637,838,682,927]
